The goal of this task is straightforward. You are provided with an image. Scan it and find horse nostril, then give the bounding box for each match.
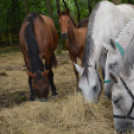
[61,33,67,39]
[113,98,119,103]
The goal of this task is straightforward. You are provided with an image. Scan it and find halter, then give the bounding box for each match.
[113,75,134,120]
[115,42,125,56]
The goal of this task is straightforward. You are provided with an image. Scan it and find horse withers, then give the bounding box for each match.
[57,7,87,91]
[19,12,58,101]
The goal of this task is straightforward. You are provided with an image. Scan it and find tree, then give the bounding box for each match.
[46,0,53,19]
[11,0,19,34]
[113,0,121,5]
[74,0,81,21]
[128,0,133,3]
[23,0,30,15]
[88,0,92,15]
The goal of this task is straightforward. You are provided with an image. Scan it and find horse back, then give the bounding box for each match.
[40,15,58,50]
[20,14,58,57]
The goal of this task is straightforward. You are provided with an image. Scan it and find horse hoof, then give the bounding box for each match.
[30,96,35,101]
[51,95,58,99]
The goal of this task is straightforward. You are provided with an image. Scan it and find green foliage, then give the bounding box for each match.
[0,0,133,48]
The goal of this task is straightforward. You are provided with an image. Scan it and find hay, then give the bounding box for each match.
[0,51,133,134]
[0,93,116,134]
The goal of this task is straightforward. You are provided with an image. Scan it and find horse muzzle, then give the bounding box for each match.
[61,33,68,39]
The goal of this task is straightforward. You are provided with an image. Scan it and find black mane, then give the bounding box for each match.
[82,2,101,79]
[24,12,44,73]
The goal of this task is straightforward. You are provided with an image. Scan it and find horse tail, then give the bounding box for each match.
[24,12,44,72]
[51,53,58,68]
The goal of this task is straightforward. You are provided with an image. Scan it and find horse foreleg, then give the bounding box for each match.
[23,55,35,101]
[28,76,35,101]
[45,61,58,97]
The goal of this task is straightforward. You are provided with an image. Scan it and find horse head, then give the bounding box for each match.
[74,62,102,103]
[57,4,76,39]
[26,70,50,101]
[110,72,134,133]
[103,38,124,98]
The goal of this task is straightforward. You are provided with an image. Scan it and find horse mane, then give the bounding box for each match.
[77,18,89,28]
[82,2,101,79]
[120,36,134,77]
[34,71,46,82]
[24,12,44,73]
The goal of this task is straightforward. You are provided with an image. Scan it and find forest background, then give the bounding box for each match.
[0,0,132,50]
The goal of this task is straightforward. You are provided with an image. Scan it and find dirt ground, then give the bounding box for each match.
[0,51,129,134]
[0,51,80,108]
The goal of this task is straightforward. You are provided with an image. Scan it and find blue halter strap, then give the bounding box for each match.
[103,79,111,83]
[115,42,125,56]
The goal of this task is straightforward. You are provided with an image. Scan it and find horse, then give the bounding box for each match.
[74,1,134,103]
[77,18,89,28]
[108,35,134,132]
[57,7,87,90]
[103,18,134,98]
[19,12,58,101]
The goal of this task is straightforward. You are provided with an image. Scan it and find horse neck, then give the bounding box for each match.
[89,37,103,67]
[68,21,77,45]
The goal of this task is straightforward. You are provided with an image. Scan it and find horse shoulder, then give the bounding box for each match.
[40,15,58,49]
[77,28,87,44]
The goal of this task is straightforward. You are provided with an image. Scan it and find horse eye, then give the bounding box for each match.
[110,62,117,69]
[93,86,96,91]
[68,20,70,23]
[110,64,115,69]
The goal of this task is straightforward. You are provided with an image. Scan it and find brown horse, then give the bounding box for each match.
[19,12,58,101]
[57,8,87,90]
[77,18,89,28]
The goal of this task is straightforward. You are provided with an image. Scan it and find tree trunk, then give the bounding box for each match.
[23,0,30,15]
[113,0,121,5]
[88,0,92,15]
[46,0,53,19]
[11,0,19,34]
[62,0,68,9]
[56,0,60,9]
[128,0,133,4]
[74,0,81,21]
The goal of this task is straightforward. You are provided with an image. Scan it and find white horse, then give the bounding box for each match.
[74,1,134,102]
[103,18,134,98]
[109,36,134,132]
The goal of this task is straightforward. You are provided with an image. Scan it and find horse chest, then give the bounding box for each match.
[66,41,81,56]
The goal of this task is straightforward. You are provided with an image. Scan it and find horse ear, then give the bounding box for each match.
[26,70,35,78]
[66,8,70,15]
[57,8,61,16]
[109,72,118,83]
[102,43,110,51]
[42,70,50,77]
[110,38,116,50]
[74,63,83,74]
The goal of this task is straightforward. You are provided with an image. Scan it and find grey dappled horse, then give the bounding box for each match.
[74,1,134,103]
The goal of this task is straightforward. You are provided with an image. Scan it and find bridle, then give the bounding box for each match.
[113,75,134,120]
